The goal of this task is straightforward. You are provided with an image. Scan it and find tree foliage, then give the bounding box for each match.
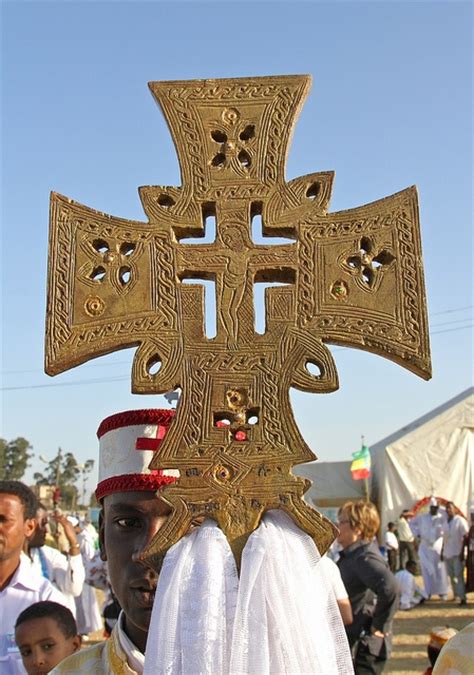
[33,449,95,509]
[0,437,33,480]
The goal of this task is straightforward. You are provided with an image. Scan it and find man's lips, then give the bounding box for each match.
[129,579,157,592]
[129,580,157,606]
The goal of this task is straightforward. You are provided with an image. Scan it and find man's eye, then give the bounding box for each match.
[43,643,55,651]
[115,517,141,528]
[20,649,31,657]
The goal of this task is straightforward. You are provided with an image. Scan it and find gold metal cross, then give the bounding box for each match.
[45,75,431,567]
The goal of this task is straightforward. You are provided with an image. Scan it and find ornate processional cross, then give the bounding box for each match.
[45,75,431,567]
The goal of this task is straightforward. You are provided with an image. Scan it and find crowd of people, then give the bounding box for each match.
[0,479,112,673]
[382,498,472,608]
[1,416,473,674]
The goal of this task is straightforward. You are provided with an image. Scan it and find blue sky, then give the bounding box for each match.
[1,1,472,497]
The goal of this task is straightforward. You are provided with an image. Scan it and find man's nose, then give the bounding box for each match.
[131,516,168,563]
[32,648,46,666]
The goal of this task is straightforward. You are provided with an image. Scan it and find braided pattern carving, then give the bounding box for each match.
[168,90,208,195]
[310,314,406,343]
[79,219,153,243]
[171,84,281,102]
[211,184,271,200]
[297,228,314,325]
[186,357,207,447]
[153,234,178,329]
[256,358,286,449]
[69,315,165,350]
[397,207,420,345]
[262,87,293,185]
[49,204,74,359]
[193,351,262,372]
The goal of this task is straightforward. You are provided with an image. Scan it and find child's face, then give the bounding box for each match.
[15,617,81,674]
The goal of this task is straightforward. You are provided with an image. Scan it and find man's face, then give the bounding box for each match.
[0,494,36,563]
[429,505,438,516]
[99,490,171,652]
[446,503,455,519]
[29,508,48,548]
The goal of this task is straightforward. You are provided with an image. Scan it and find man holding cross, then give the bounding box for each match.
[52,408,178,673]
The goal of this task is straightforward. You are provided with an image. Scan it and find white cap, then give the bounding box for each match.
[429,496,438,507]
[95,409,179,500]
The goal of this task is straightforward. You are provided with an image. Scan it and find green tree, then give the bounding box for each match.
[77,458,95,507]
[33,448,81,509]
[0,437,33,480]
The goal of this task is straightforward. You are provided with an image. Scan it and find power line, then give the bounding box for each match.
[430,305,473,316]
[430,318,474,328]
[2,324,472,392]
[429,324,473,336]
[2,376,129,391]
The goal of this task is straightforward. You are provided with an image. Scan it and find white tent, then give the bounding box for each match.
[295,388,474,532]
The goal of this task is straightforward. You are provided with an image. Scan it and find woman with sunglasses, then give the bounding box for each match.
[337,500,399,674]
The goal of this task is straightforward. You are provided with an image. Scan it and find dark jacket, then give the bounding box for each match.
[337,540,399,655]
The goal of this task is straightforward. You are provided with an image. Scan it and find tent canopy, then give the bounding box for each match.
[295,388,473,532]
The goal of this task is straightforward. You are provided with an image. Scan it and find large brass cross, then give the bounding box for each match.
[45,75,431,567]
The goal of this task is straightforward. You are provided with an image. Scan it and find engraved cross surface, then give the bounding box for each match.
[46,75,431,566]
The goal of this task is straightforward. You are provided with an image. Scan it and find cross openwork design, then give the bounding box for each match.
[45,75,431,566]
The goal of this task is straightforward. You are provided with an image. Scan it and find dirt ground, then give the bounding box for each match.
[386,589,473,674]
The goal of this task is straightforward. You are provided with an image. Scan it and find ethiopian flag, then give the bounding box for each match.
[351,444,371,480]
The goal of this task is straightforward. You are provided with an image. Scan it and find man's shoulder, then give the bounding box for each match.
[454,514,469,528]
[36,544,66,563]
[51,641,106,673]
[42,543,62,555]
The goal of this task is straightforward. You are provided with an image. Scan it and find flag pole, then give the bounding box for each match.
[361,434,369,502]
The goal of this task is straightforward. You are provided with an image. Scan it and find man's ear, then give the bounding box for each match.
[98,508,107,561]
[24,517,37,539]
[72,635,82,652]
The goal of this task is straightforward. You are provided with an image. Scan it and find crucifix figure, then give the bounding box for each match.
[45,74,431,567]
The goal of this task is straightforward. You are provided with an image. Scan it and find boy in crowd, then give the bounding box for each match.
[15,601,81,674]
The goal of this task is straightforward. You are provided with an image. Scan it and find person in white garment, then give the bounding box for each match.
[319,554,353,625]
[72,517,103,638]
[441,501,469,605]
[410,497,448,599]
[384,522,399,573]
[395,560,427,610]
[0,480,68,674]
[396,509,417,570]
[24,504,85,617]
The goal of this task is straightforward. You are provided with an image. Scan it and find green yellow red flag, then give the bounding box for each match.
[351,444,371,480]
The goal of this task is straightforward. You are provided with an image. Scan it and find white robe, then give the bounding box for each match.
[74,529,103,634]
[395,569,427,609]
[410,512,448,597]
